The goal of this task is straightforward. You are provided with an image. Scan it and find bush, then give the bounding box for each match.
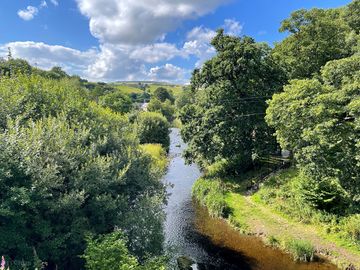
[152,87,174,103]
[192,178,228,218]
[83,231,167,270]
[137,112,170,150]
[147,99,175,122]
[0,75,166,268]
[83,231,139,270]
[283,239,315,262]
[99,91,133,114]
[342,214,360,242]
[140,144,168,175]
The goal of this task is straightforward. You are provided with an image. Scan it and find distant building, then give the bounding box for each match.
[141,102,149,111]
[281,150,291,158]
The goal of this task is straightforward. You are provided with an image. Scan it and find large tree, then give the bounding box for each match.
[266,55,360,211]
[273,6,355,80]
[180,30,285,172]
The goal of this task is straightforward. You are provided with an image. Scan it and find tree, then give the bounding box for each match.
[0,58,32,77]
[152,87,174,103]
[137,112,170,151]
[266,55,360,212]
[99,91,133,114]
[46,66,69,80]
[180,30,285,172]
[272,7,354,80]
[147,98,175,122]
[83,231,167,270]
[344,0,360,34]
[83,231,138,270]
[0,75,166,269]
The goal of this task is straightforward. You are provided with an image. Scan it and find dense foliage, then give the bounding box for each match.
[147,98,175,122]
[83,231,167,270]
[152,87,174,104]
[266,54,360,212]
[0,74,167,269]
[272,4,358,79]
[266,1,360,213]
[180,30,285,172]
[136,112,170,151]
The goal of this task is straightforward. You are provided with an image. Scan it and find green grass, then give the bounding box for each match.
[147,84,183,97]
[283,239,315,262]
[192,165,360,268]
[114,85,144,95]
[140,144,168,174]
[192,177,228,218]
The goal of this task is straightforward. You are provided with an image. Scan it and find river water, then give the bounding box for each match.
[163,128,337,270]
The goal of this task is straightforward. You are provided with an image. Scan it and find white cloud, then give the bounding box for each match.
[17,6,39,21]
[40,1,48,8]
[50,0,59,6]
[9,0,241,84]
[17,0,52,21]
[75,0,227,45]
[224,19,243,36]
[183,26,216,67]
[3,41,97,75]
[85,44,148,81]
[148,63,188,83]
[130,43,183,63]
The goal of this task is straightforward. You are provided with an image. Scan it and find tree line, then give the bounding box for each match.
[180,0,359,214]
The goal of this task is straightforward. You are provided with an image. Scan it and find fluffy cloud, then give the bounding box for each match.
[3,41,97,75]
[183,26,216,67]
[75,0,227,44]
[85,44,148,81]
[148,64,188,82]
[9,0,242,83]
[129,43,182,63]
[17,6,39,21]
[17,1,50,21]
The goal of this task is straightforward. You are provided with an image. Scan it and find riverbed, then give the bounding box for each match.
[163,128,337,270]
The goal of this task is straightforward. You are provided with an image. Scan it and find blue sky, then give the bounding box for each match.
[0,0,352,83]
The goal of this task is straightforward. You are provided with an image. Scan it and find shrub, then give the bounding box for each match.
[140,144,168,175]
[152,87,174,103]
[99,91,133,114]
[147,99,175,122]
[136,112,170,150]
[83,231,139,270]
[192,178,228,218]
[266,235,280,247]
[283,239,315,262]
[342,214,360,242]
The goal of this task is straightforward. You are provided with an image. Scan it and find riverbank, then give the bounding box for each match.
[192,167,360,269]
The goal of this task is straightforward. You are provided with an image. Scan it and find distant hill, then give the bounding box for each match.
[110,81,184,97]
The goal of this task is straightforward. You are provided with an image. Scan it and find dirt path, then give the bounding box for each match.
[227,193,360,269]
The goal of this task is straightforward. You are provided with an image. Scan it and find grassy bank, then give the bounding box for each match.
[192,167,360,269]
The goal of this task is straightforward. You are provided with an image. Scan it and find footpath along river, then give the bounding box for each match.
[163,128,338,270]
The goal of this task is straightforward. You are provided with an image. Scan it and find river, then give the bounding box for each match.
[163,128,337,270]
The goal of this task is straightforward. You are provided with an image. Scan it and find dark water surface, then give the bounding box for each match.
[163,128,338,270]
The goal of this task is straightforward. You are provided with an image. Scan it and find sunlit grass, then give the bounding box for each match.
[140,144,168,174]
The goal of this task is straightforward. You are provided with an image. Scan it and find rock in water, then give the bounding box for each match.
[177,256,195,270]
